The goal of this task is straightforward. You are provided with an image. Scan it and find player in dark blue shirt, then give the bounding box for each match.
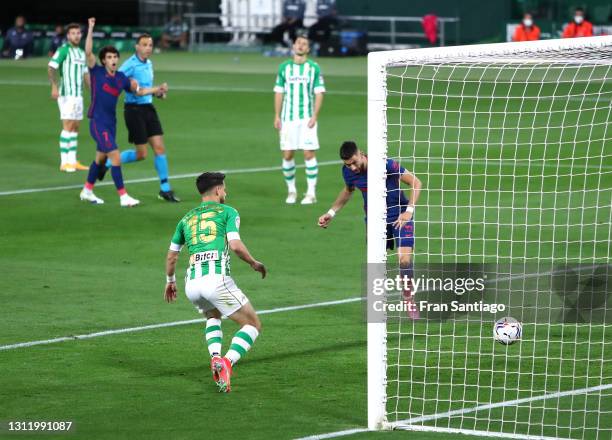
[79,17,167,207]
[318,141,422,316]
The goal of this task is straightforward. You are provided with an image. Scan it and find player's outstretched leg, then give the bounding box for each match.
[282,151,297,204]
[80,159,105,204]
[301,151,318,204]
[218,303,261,393]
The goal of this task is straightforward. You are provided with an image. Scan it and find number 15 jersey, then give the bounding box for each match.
[170,201,241,279]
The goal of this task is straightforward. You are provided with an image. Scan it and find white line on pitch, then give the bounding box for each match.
[1,156,609,197]
[0,161,342,197]
[0,297,363,351]
[295,428,370,440]
[295,383,612,440]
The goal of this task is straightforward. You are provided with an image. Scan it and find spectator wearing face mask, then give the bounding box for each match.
[513,13,541,41]
[562,7,593,38]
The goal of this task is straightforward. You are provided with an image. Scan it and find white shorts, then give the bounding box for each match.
[184,274,249,317]
[280,119,320,151]
[58,96,83,121]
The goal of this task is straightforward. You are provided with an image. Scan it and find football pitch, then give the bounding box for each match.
[0,52,610,440]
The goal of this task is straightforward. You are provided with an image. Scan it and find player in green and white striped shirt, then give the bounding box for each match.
[274,36,326,205]
[164,172,266,393]
[47,23,89,173]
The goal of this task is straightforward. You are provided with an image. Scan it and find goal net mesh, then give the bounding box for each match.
[381,41,612,439]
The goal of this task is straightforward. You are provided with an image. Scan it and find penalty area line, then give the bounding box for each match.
[0,297,363,351]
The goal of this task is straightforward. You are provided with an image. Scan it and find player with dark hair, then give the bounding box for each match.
[79,17,167,206]
[274,35,325,204]
[107,33,179,202]
[164,172,266,393]
[48,22,90,172]
[318,141,422,318]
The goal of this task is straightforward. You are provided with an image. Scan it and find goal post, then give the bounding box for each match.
[367,36,612,437]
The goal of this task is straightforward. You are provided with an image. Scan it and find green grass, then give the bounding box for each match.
[0,51,610,440]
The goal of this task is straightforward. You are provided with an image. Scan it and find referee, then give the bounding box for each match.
[116,34,179,202]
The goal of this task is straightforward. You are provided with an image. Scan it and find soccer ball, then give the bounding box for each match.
[494,317,522,345]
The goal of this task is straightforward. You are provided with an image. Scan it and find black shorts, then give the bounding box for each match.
[124,104,163,145]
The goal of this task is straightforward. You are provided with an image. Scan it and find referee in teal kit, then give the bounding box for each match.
[113,33,180,202]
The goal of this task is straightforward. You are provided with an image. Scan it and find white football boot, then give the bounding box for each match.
[79,189,104,204]
[285,192,297,204]
[300,194,317,205]
[120,194,140,207]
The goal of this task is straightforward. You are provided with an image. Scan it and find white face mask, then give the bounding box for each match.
[523,18,533,27]
[575,15,584,24]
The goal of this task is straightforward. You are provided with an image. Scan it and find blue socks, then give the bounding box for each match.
[110,165,125,192]
[106,150,137,168]
[154,154,171,192]
[86,161,99,185]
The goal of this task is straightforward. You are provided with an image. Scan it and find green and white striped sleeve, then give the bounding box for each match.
[48,45,68,70]
[82,50,89,77]
[274,63,286,93]
[170,220,185,251]
[313,64,326,94]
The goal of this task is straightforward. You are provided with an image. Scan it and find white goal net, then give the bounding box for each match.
[367,36,612,439]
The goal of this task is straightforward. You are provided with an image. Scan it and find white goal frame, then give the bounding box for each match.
[366,35,612,433]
